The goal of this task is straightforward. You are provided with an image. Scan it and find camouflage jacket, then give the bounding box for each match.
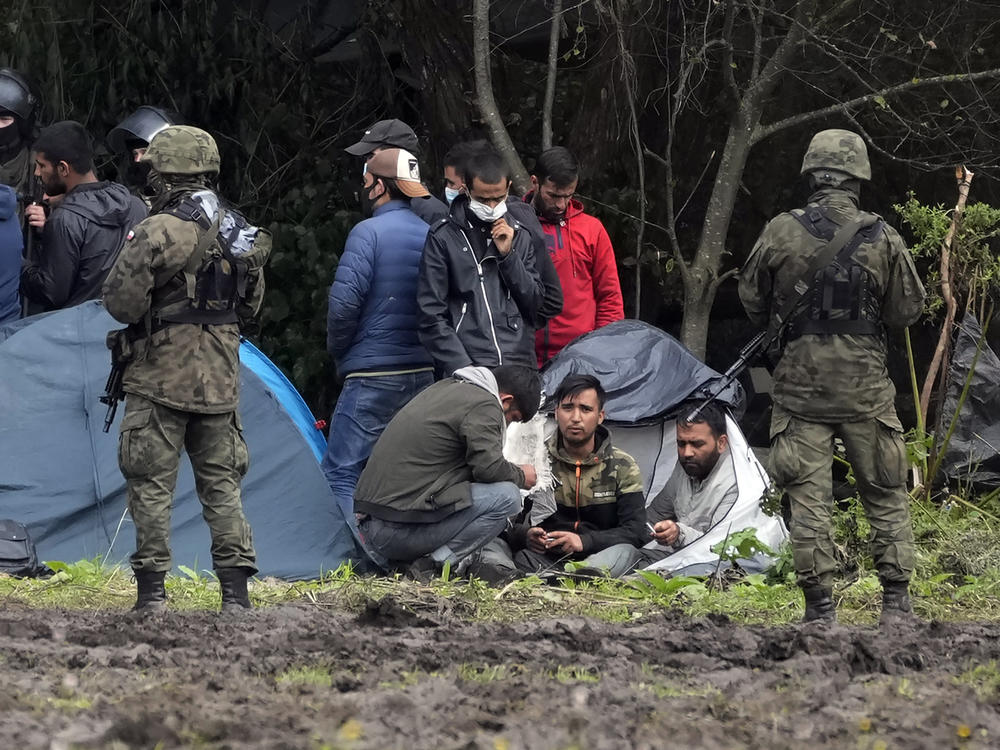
[529,425,647,554]
[738,188,925,421]
[102,192,266,413]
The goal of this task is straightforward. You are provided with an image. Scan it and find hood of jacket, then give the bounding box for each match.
[547,423,613,467]
[0,184,15,221]
[454,365,502,405]
[58,181,143,228]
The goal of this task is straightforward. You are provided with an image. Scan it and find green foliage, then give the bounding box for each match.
[710,527,774,566]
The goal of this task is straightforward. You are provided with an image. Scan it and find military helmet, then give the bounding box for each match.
[107,106,182,154]
[0,68,39,133]
[800,129,871,181]
[140,125,220,175]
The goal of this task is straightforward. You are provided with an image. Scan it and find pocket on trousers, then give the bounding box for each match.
[874,414,906,488]
[353,378,409,432]
[118,406,154,480]
[768,412,800,488]
[232,411,250,478]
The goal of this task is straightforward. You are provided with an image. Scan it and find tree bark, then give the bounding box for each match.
[541,0,563,152]
[471,0,530,193]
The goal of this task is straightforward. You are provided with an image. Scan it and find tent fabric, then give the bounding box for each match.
[939,314,1000,487]
[539,319,746,423]
[533,322,787,576]
[0,301,361,580]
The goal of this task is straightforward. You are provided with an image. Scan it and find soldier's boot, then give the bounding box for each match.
[879,579,914,627]
[217,567,253,613]
[802,585,836,623]
[133,571,167,612]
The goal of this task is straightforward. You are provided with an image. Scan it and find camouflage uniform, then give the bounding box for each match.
[102,127,267,587]
[739,130,925,600]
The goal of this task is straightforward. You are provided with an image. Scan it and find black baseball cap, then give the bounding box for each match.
[345,119,420,156]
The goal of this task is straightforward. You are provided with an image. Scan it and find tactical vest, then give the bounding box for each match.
[148,194,266,335]
[785,205,885,341]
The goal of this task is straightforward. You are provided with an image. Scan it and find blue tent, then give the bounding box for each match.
[0,301,361,579]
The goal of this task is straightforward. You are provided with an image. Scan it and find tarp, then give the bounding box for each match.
[540,319,745,422]
[939,314,1000,487]
[0,301,362,579]
[536,320,787,576]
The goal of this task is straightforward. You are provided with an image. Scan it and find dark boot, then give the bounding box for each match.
[217,567,252,612]
[133,570,167,612]
[802,585,835,623]
[880,580,913,627]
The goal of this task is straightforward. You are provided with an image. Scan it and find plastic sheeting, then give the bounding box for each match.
[939,314,1000,487]
[540,320,745,423]
[0,301,362,579]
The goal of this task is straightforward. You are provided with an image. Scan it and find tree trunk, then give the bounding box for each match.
[541,0,563,152]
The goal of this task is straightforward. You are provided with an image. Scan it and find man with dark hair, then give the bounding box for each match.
[344,118,448,225]
[580,403,738,577]
[442,139,562,327]
[321,148,435,517]
[528,146,624,366]
[487,373,646,575]
[354,364,540,579]
[418,148,545,375]
[21,121,146,311]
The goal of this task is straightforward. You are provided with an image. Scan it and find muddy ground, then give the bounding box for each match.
[1,597,998,750]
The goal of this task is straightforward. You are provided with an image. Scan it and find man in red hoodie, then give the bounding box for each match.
[528,147,624,366]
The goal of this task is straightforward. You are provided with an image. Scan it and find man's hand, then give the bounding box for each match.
[24,202,47,230]
[519,464,537,489]
[492,217,514,256]
[653,520,679,546]
[545,530,583,554]
[526,526,547,553]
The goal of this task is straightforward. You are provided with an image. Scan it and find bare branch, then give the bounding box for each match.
[541,0,563,152]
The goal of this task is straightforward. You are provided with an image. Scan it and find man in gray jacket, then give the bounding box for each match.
[354,364,540,579]
[580,403,738,577]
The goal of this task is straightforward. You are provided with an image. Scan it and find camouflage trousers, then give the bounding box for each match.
[769,403,914,589]
[118,394,256,574]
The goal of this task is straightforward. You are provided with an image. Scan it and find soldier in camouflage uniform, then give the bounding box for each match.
[102,126,271,613]
[738,129,925,624]
[505,374,647,574]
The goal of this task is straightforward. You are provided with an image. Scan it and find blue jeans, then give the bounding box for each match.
[359,482,522,568]
[321,371,433,521]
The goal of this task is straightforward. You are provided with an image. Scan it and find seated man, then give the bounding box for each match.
[582,403,739,577]
[353,364,540,579]
[501,374,645,574]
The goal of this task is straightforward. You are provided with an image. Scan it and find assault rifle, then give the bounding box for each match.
[100,329,135,432]
[18,179,46,317]
[684,330,768,424]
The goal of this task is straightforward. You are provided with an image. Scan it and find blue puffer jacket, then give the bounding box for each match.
[0,185,23,324]
[327,200,433,376]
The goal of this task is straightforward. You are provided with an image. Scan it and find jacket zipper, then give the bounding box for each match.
[459,228,503,364]
[573,462,582,531]
[455,302,467,332]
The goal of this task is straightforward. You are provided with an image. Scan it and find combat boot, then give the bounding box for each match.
[879,579,914,627]
[217,567,253,613]
[802,585,836,623]
[132,570,167,612]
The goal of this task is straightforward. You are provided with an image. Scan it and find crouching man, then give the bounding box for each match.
[583,403,738,576]
[353,365,539,579]
[491,374,646,576]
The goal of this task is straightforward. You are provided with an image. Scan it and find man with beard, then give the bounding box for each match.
[576,403,738,577]
[528,147,623,367]
[0,68,39,200]
[21,121,146,311]
[418,148,544,375]
[321,148,434,516]
[500,374,645,574]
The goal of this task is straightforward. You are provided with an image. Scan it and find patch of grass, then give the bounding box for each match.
[457,663,524,683]
[632,680,722,700]
[955,660,1000,700]
[276,665,333,688]
[548,665,600,684]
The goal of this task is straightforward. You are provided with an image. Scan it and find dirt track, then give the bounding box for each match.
[1,598,998,749]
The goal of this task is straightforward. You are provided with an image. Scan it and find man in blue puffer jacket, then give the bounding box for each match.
[0,184,22,323]
[322,148,435,515]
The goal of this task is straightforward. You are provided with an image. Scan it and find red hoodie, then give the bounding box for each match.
[528,196,625,366]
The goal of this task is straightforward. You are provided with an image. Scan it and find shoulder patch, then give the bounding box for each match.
[125,230,135,242]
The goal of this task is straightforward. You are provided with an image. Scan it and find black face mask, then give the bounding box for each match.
[124,160,152,190]
[359,180,383,218]
[0,123,22,155]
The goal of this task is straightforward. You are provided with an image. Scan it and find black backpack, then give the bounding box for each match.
[0,519,47,578]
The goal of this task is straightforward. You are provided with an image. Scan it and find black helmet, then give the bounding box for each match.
[107,106,182,154]
[0,69,39,134]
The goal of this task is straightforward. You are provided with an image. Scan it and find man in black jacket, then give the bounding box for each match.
[21,121,146,311]
[417,149,545,375]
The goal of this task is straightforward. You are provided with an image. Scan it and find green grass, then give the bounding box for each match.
[276,665,334,688]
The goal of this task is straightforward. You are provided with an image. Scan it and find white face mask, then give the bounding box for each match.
[444,186,461,205]
[467,197,508,223]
